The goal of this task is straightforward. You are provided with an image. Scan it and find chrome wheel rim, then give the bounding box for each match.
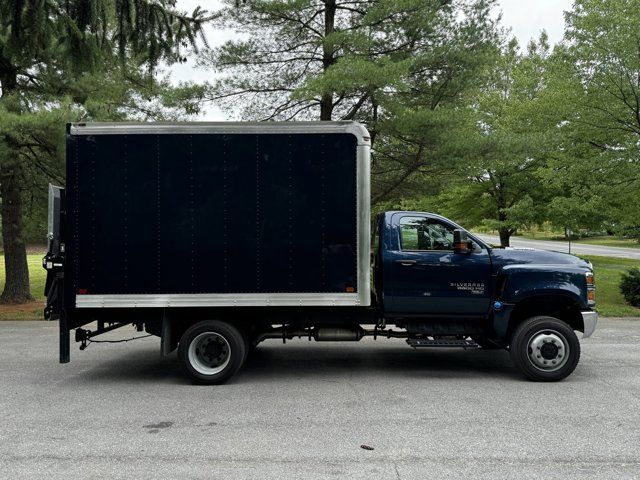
[188,332,231,375]
[527,329,569,372]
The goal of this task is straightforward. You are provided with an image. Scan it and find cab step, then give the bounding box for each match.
[406,338,479,349]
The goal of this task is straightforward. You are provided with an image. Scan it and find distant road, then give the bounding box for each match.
[475,234,640,260]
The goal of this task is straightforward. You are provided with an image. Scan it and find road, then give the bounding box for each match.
[475,234,640,260]
[1,320,639,479]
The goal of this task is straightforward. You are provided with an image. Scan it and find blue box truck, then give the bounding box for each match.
[44,122,597,383]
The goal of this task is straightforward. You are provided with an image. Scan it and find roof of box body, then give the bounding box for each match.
[67,121,371,146]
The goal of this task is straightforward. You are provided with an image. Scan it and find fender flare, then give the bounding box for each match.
[493,290,584,338]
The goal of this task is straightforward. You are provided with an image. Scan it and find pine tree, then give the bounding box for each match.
[201,0,378,121]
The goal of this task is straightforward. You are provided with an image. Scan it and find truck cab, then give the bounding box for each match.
[372,211,597,380]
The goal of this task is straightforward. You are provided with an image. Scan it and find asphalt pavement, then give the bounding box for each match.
[475,234,640,260]
[1,319,639,479]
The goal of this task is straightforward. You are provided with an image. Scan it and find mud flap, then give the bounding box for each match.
[59,311,70,363]
[160,311,177,357]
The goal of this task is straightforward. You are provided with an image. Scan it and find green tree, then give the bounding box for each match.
[435,37,558,246]
[0,0,207,303]
[545,196,609,239]
[344,0,501,203]
[202,0,379,121]
[541,0,640,242]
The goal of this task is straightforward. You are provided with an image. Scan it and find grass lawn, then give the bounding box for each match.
[1,252,638,320]
[583,255,640,317]
[0,253,47,320]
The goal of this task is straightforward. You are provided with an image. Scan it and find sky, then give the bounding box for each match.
[498,0,573,47]
[172,0,574,120]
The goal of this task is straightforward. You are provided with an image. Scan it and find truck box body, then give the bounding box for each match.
[64,122,371,309]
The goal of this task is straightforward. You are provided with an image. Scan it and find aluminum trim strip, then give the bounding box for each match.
[356,144,371,306]
[69,122,372,146]
[75,293,362,308]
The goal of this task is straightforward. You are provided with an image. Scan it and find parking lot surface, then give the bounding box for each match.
[1,319,639,479]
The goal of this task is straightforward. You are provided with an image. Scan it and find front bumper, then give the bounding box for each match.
[581,310,598,338]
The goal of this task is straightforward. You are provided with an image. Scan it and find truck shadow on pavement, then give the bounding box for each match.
[239,344,518,382]
[71,341,519,384]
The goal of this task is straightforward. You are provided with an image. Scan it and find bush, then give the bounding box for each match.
[620,268,640,307]
[617,225,640,244]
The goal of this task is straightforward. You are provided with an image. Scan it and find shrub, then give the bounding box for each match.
[620,268,640,307]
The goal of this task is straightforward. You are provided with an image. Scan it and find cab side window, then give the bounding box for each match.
[399,217,455,251]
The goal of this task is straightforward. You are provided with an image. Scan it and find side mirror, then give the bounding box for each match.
[453,229,472,254]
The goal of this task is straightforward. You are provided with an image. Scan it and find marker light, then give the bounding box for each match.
[586,272,596,306]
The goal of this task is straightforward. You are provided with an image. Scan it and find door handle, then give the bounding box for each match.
[396,260,416,266]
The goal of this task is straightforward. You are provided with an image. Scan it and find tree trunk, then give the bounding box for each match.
[320,0,336,121]
[0,68,33,304]
[320,93,333,121]
[498,228,511,247]
[0,162,33,303]
[496,202,513,247]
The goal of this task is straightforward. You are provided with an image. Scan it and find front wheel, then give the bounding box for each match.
[178,320,247,385]
[509,316,581,382]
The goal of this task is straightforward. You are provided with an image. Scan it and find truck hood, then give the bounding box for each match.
[489,247,592,270]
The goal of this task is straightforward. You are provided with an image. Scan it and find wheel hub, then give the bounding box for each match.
[540,342,559,360]
[203,341,224,362]
[188,332,231,375]
[527,330,569,372]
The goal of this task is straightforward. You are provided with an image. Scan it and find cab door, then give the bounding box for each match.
[385,213,492,315]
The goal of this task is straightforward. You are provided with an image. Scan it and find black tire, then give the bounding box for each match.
[178,320,247,385]
[510,316,580,382]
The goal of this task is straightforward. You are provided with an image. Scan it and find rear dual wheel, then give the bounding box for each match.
[178,320,247,385]
[510,316,580,382]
